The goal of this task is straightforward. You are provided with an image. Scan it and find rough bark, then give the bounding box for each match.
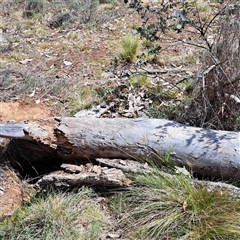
[0,117,239,179]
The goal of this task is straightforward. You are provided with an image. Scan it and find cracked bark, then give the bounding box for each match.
[0,117,239,180]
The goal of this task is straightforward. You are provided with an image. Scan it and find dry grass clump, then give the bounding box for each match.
[118,34,139,63]
[64,86,100,116]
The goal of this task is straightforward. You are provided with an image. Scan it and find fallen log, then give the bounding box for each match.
[0,117,239,179]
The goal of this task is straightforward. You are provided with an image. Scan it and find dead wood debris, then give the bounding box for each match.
[34,158,240,199]
[96,158,153,173]
[35,163,132,190]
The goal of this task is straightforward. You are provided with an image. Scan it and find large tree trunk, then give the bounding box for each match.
[0,117,239,179]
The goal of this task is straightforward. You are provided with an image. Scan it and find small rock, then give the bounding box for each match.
[107,233,121,239]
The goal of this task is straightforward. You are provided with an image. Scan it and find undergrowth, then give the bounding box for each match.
[0,187,109,240]
[111,165,240,239]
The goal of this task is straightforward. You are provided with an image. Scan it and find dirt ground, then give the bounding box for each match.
[0,166,33,216]
[0,101,53,121]
[0,0,195,118]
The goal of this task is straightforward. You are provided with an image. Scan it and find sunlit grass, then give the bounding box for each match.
[118,34,139,63]
[0,187,109,240]
[66,86,100,116]
[112,165,240,239]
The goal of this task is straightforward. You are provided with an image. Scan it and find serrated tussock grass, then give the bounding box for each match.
[118,34,139,63]
[0,187,109,240]
[112,165,240,239]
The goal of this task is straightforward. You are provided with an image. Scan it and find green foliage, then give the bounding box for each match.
[125,0,189,44]
[0,188,109,240]
[112,164,240,239]
[184,78,195,93]
[148,108,163,119]
[118,34,139,63]
[161,89,178,100]
[159,146,174,166]
[99,0,115,4]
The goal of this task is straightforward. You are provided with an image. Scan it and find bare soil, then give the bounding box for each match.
[0,0,197,118]
[0,101,53,121]
[0,167,31,216]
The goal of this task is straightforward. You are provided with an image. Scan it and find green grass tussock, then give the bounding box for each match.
[112,166,240,239]
[129,74,151,89]
[118,34,139,63]
[0,187,109,240]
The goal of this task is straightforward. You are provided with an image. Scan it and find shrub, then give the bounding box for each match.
[125,0,240,130]
[195,3,240,130]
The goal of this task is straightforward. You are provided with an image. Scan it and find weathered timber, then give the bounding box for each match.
[35,160,240,198]
[35,163,131,189]
[0,117,239,179]
[96,158,153,174]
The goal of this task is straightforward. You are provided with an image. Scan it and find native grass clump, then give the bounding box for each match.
[64,86,100,116]
[117,34,140,63]
[0,187,109,240]
[111,165,240,239]
[129,73,151,88]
